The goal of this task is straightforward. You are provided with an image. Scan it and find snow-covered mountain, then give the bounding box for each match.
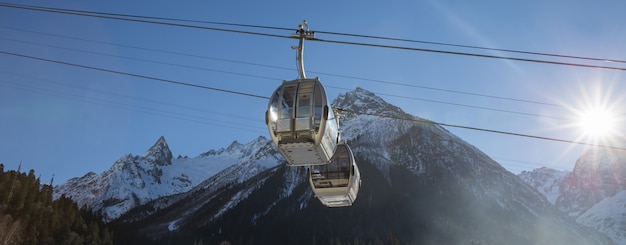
[557,148,626,217]
[53,135,279,221]
[56,87,613,244]
[518,167,570,204]
[558,148,626,244]
[519,148,626,244]
[577,190,626,245]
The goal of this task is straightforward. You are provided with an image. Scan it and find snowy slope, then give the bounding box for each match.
[54,135,279,221]
[119,158,309,236]
[557,148,626,244]
[333,87,610,244]
[158,87,609,244]
[577,190,626,245]
[519,167,570,204]
[520,147,626,244]
[55,87,613,244]
[557,148,626,217]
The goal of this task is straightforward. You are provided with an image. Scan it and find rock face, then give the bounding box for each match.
[520,147,626,244]
[56,88,613,244]
[53,136,179,221]
[54,135,279,222]
[556,148,626,217]
[557,148,626,244]
[519,167,570,204]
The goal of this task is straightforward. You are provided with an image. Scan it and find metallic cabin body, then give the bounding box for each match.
[309,144,361,207]
[266,78,339,166]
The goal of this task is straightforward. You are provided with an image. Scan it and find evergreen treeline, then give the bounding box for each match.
[0,164,113,245]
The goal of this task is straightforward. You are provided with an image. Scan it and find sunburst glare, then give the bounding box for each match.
[576,106,618,140]
[564,80,625,147]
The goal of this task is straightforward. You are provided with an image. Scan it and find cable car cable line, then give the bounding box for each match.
[2,2,626,71]
[0,25,564,108]
[335,108,626,151]
[0,34,571,121]
[0,37,281,82]
[2,77,618,169]
[0,50,269,100]
[311,71,563,107]
[0,36,572,121]
[0,2,295,32]
[2,2,625,65]
[0,26,294,72]
[0,69,263,125]
[313,31,626,65]
[311,38,626,71]
[0,80,266,134]
[2,50,623,151]
[0,3,288,39]
[325,85,570,121]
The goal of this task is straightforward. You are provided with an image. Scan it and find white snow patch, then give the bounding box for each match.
[577,190,626,245]
[168,219,181,231]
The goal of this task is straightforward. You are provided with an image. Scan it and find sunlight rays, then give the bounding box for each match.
[564,79,625,148]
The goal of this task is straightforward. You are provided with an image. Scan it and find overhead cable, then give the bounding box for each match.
[337,108,626,151]
[0,25,563,107]
[0,36,571,121]
[0,3,287,39]
[2,50,623,151]
[0,50,270,99]
[3,2,625,65]
[312,38,626,71]
[1,3,626,71]
[0,69,262,123]
[0,80,266,133]
[326,85,569,121]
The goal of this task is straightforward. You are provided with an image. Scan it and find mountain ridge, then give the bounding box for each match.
[55,87,613,244]
[53,135,280,222]
[519,147,626,244]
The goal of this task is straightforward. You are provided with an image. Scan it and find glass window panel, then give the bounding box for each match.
[281,85,296,119]
[297,83,313,118]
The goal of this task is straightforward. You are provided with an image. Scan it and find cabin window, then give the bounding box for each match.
[313,83,323,131]
[296,83,313,118]
[280,85,296,119]
[311,146,351,188]
[269,90,280,122]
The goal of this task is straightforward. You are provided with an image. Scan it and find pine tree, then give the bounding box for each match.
[0,166,115,244]
[0,214,21,245]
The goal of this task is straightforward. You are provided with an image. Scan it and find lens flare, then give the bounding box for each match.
[577,107,617,139]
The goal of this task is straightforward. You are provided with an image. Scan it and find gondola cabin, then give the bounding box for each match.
[266,78,339,166]
[309,143,361,207]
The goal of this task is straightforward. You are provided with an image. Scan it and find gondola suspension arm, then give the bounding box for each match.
[291,20,315,79]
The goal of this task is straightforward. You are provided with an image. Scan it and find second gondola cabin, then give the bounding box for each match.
[309,143,361,207]
[266,78,339,166]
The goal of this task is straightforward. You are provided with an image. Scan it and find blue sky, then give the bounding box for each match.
[1,0,625,184]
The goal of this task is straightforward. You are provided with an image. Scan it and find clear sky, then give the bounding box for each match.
[1,0,625,184]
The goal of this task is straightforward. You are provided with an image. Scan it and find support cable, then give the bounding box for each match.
[3,2,625,64]
[2,50,623,151]
[1,3,625,71]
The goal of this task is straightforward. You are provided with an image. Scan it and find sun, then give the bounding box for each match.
[560,80,625,146]
[576,106,618,140]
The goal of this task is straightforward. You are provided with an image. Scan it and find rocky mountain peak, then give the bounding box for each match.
[333,87,412,119]
[142,136,172,166]
[556,147,626,217]
[573,148,626,179]
[226,140,243,152]
[520,147,626,244]
[518,167,569,204]
[54,88,615,244]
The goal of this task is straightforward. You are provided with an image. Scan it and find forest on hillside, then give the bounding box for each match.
[0,164,113,245]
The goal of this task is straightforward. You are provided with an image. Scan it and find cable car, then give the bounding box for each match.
[266,78,339,166]
[265,21,340,166]
[309,143,361,207]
